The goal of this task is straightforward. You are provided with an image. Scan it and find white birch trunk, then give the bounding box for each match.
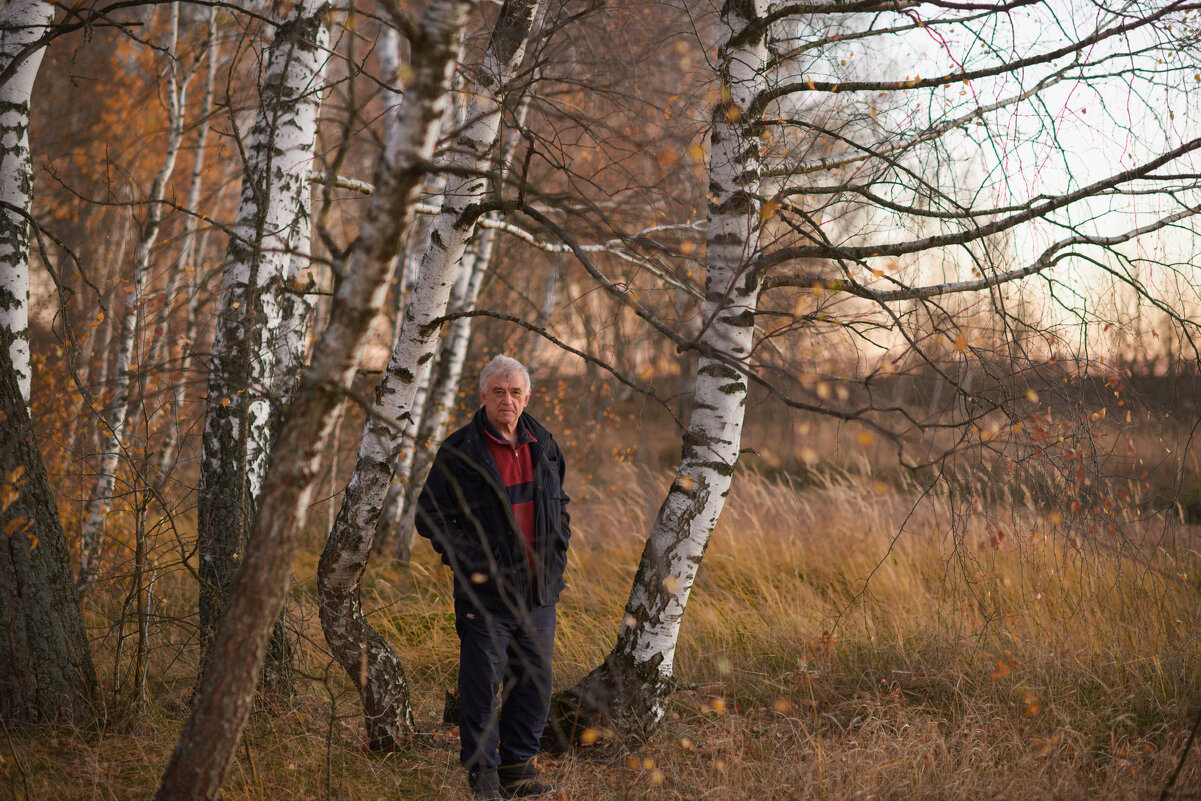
[196,0,330,654]
[524,254,562,373]
[153,2,471,795]
[317,0,545,750]
[377,25,404,114]
[384,71,534,558]
[372,61,473,555]
[388,223,495,561]
[549,0,769,741]
[368,53,472,530]
[78,5,188,591]
[154,8,219,482]
[65,228,129,472]
[0,0,53,406]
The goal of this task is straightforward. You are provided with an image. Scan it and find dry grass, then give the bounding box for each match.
[8,449,1201,799]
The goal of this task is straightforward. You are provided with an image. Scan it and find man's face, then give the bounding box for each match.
[481,371,530,433]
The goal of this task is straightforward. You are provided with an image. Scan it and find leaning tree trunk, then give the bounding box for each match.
[0,330,97,724]
[152,3,471,799]
[372,30,465,555]
[196,0,330,687]
[317,0,545,752]
[390,222,496,561]
[547,0,769,744]
[385,73,534,560]
[0,0,53,407]
[78,5,188,592]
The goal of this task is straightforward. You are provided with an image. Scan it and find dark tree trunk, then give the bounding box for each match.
[0,334,97,724]
[153,2,472,797]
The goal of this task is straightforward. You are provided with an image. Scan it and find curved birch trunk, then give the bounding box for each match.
[389,222,495,561]
[0,329,97,724]
[0,0,53,407]
[78,5,188,592]
[317,0,544,751]
[153,3,470,798]
[371,43,472,556]
[384,82,533,559]
[374,230,477,561]
[547,0,769,743]
[196,2,329,674]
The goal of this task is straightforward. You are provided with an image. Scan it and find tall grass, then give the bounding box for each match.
[9,454,1201,799]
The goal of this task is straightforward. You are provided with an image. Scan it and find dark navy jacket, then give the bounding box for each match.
[415,408,571,613]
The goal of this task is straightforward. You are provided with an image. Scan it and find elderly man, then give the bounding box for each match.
[416,355,571,800]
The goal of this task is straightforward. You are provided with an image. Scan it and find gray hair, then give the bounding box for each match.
[479,354,531,394]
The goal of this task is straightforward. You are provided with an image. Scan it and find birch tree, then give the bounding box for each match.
[316,0,545,751]
[544,0,1201,739]
[153,2,472,796]
[196,0,330,676]
[548,0,769,739]
[389,223,495,561]
[151,7,220,482]
[385,78,534,561]
[77,5,191,591]
[0,0,53,406]
[371,27,462,556]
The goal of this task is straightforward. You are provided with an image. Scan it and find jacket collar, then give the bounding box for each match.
[471,407,551,452]
[481,414,536,447]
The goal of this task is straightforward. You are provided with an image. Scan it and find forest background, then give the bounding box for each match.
[4,0,1201,798]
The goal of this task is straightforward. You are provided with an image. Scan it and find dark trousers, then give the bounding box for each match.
[455,599,556,771]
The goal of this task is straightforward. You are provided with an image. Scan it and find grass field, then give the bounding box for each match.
[9,433,1201,800]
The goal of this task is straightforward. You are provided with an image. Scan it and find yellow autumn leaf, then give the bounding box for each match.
[0,485,18,513]
[758,200,781,222]
[4,515,31,536]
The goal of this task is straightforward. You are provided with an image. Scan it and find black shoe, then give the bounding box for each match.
[500,776,558,798]
[497,762,557,798]
[468,768,502,801]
